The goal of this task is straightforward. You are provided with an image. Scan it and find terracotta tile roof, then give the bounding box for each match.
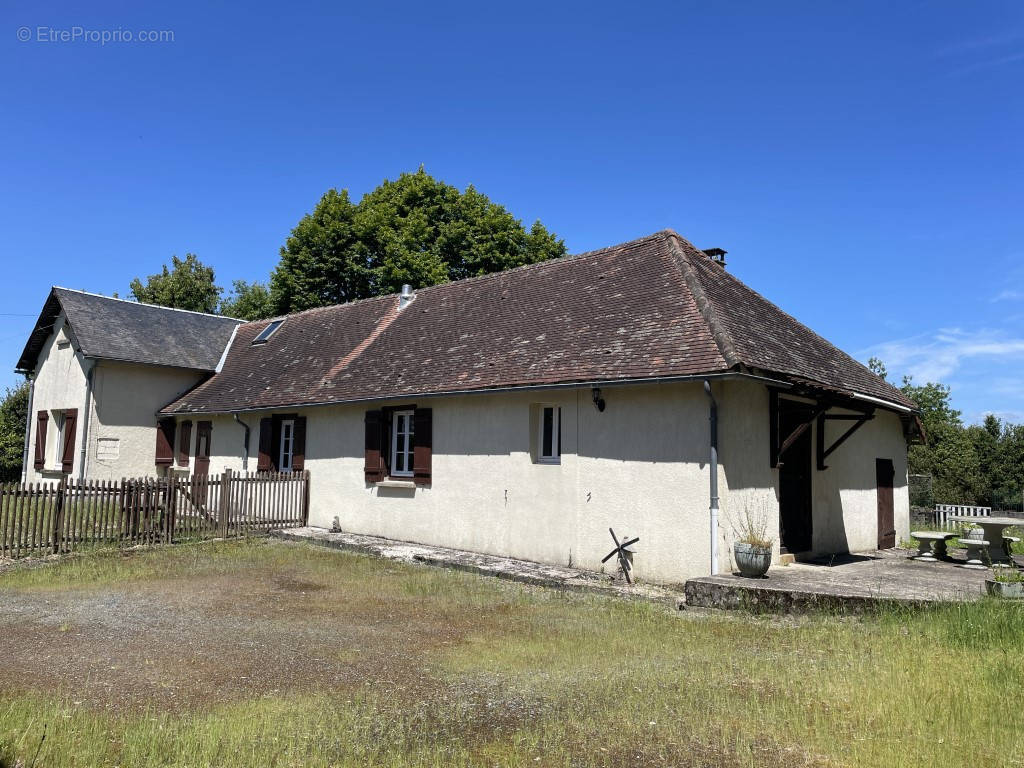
[17,288,241,374]
[161,230,915,414]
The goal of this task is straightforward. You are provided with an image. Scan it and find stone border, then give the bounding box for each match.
[271,527,686,608]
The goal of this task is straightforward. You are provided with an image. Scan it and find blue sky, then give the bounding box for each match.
[1,1,1022,423]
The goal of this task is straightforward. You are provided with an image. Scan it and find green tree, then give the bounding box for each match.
[270,169,567,313]
[0,381,29,482]
[220,280,274,321]
[130,253,222,313]
[900,376,982,504]
[867,356,887,379]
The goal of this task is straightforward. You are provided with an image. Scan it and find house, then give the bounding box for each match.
[17,231,919,583]
[16,288,241,482]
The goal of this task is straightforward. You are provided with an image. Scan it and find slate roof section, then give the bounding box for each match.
[161,229,914,414]
[16,288,241,373]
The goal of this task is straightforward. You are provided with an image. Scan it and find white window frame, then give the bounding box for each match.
[390,410,415,478]
[52,409,66,468]
[537,405,561,464]
[278,418,295,473]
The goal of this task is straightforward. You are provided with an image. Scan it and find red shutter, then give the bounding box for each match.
[34,411,48,470]
[257,418,273,472]
[413,408,432,486]
[364,410,384,483]
[178,420,192,466]
[155,417,175,466]
[292,416,307,472]
[61,408,78,474]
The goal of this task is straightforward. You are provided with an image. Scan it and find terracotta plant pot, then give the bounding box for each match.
[734,542,772,578]
[985,578,1024,599]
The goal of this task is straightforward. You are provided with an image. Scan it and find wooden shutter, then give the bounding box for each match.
[178,420,192,466]
[61,409,78,474]
[155,417,175,466]
[34,411,48,470]
[195,421,212,476]
[364,410,385,483]
[413,408,432,486]
[257,418,273,472]
[292,416,307,472]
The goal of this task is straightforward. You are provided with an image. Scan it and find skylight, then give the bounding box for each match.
[251,319,284,345]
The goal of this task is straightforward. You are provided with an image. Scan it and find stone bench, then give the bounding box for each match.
[959,539,990,569]
[910,531,958,561]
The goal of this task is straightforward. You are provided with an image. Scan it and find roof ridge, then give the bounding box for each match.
[241,229,676,325]
[662,232,742,369]
[52,286,242,323]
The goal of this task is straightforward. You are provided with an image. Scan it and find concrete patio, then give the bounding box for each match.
[684,548,1023,612]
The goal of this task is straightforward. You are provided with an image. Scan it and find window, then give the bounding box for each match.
[52,410,66,467]
[251,319,284,345]
[390,410,415,477]
[279,419,295,472]
[538,405,561,464]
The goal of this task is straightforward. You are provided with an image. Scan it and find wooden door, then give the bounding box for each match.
[778,403,813,554]
[195,421,212,476]
[876,458,895,549]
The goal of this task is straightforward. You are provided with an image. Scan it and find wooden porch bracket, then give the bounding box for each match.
[816,411,875,470]
[772,400,830,467]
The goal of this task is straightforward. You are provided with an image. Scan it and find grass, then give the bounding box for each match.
[1,540,1023,767]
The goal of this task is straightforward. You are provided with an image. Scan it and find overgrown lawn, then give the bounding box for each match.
[1,540,1022,767]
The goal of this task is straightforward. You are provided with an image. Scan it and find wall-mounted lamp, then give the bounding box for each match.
[592,387,606,412]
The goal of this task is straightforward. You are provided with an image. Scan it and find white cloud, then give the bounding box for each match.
[861,328,1024,384]
[992,289,1024,302]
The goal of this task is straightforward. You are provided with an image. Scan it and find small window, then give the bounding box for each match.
[52,410,66,467]
[390,410,415,477]
[279,419,295,473]
[252,319,284,345]
[538,405,561,464]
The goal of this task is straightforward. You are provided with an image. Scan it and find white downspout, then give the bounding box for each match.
[78,360,95,480]
[703,380,720,575]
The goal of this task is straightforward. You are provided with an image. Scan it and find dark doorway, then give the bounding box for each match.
[778,401,813,554]
[876,458,895,549]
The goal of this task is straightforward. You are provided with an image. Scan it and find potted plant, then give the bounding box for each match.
[985,566,1024,599]
[733,508,774,578]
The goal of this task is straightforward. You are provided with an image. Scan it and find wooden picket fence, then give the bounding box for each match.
[0,469,309,560]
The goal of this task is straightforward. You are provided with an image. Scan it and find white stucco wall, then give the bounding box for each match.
[180,379,910,584]
[87,361,206,480]
[810,408,910,553]
[24,312,208,482]
[25,315,89,481]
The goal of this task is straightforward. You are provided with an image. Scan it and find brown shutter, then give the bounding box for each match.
[61,408,78,474]
[413,408,432,486]
[257,418,273,472]
[34,411,48,470]
[178,420,192,466]
[155,417,175,466]
[292,416,307,472]
[195,421,212,476]
[364,410,384,483]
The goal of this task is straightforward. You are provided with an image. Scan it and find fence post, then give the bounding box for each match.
[51,476,67,555]
[302,470,311,526]
[219,469,231,538]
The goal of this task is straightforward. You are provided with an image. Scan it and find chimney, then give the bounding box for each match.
[398,283,415,310]
[702,248,727,268]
